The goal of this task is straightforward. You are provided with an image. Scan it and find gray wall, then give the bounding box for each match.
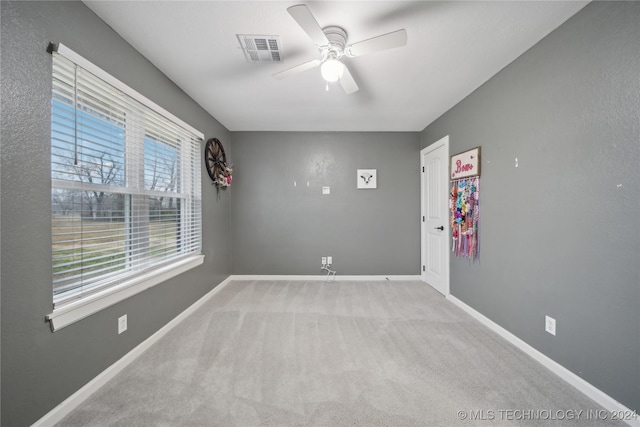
[421,2,639,412]
[1,2,232,425]
[231,132,420,275]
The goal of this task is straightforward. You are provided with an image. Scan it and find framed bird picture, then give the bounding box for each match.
[357,169,377,189]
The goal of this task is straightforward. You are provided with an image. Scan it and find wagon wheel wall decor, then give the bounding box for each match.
[205,138,227,183]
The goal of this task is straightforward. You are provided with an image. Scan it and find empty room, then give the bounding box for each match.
[1,1,638,426]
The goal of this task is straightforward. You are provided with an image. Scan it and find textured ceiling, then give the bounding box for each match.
[83,1,588,132]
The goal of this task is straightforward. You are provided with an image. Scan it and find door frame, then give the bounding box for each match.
[420,135,450,296]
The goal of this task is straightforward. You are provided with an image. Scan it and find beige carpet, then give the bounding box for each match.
[57,280,625,426]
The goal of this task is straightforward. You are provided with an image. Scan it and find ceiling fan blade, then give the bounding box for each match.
[345,29,407,57]
[273,59,322,80]
[339,64,359,95]
[287,5,329,46]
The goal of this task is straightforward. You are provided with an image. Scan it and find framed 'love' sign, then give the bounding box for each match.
[450,146,481,180]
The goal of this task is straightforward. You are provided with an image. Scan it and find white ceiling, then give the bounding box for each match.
[83,1,588,132]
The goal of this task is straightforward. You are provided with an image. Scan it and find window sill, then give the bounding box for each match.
[46,254,205,332]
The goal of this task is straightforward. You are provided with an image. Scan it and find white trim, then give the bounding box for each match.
[47,255,205,331]
[55,43,203,139]
[229,275,421,282]
[33,275,234,427]
[447,294,640,427]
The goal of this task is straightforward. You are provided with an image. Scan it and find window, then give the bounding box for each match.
[48,44,203,330]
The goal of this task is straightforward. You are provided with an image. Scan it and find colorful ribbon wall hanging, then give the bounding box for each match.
[450,177,480,261]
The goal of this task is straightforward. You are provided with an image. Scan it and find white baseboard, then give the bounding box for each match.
[230,275,421,281]
[447,294,639,427]
[32,276,235,427]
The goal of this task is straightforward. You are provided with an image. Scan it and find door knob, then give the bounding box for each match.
[434,226,444,231]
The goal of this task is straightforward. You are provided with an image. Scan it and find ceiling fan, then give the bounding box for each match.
[273,4,407,95]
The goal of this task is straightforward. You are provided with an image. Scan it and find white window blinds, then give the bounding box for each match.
[51,45,203,307]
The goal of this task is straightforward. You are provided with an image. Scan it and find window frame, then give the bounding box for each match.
[46,43,204,332]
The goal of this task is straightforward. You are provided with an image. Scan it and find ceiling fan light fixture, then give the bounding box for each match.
[320,58,344,82]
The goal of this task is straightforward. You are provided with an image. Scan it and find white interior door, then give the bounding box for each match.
[421,136,450,295]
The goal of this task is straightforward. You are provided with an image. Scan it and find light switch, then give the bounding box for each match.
[322,186,330,195]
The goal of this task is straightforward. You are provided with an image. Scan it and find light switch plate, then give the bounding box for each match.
[322,186,330,195]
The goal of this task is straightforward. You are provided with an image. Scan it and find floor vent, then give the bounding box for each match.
[237,35,282,63]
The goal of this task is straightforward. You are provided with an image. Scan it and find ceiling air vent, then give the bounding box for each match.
[237,35,282,63]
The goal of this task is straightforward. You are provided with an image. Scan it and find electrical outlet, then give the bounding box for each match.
[545,315,556,336]
[321,257,327,265]
[327,256,333,265]
[118,314,128,334]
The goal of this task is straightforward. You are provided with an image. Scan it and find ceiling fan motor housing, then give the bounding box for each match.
[322,26,348,58]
